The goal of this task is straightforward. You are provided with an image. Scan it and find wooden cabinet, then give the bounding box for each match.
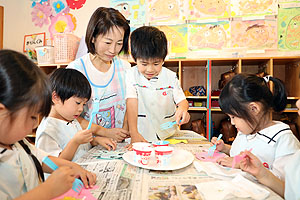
[37,57,300,140]
[164,57,300,140]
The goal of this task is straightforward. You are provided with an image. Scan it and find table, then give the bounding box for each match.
[76,141,282,200]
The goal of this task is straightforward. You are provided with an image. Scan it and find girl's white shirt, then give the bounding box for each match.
[230,121,300,180]
[284,149,300,200]
[0,139,49,200]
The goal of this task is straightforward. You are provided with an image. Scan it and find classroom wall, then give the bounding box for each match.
[0,0,109,52]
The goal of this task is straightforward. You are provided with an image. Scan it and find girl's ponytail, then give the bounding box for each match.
[269,76,287,112]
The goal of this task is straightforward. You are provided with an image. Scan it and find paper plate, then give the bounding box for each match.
[122,149,194,170]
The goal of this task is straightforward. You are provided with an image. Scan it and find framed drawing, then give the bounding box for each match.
[23,32,45,52]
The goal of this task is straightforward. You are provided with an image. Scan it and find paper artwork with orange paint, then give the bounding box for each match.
[48,12,77,38]
[279,0,300,2]
[157,25,188,53]
[110,0,146,25]
[187,0,230,20]
[278,7,300,50]
[188,22,230,51]
[52,186,98,200]
[230,0,278,17]
[231,20,277,49]
[147,0,185,24]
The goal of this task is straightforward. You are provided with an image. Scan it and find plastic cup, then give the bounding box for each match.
[132,142,152,165]
[154,146,174,167]
[152,140,170,147]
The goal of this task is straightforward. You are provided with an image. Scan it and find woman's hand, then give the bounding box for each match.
[106,128,130,142]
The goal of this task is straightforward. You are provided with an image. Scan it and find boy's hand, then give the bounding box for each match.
[175,109,190,125]
[73,129,93,145]
[44,166,75,197]
[211,136,225,152]
[93,136,117,151]
[106,128,130,142]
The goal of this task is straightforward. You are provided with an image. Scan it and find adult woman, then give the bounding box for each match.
[67,7,130,142]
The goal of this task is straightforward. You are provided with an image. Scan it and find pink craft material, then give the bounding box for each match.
[52,185,98,200]
[195,151,226,162]
[232,148,253,168]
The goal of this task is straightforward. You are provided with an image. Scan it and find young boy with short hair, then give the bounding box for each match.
[126,26,190,143]
[36,68,116,162]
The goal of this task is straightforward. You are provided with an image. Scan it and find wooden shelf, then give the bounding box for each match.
[36,57,300,140]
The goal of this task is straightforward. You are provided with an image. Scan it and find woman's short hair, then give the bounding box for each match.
[85,7,130,55]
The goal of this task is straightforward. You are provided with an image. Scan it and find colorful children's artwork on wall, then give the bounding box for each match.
[230,0,278,17]
[187,0,230,20]
[147,0,185,24]
[188,21,230,50]
[66,0,86,9]
[278,7,300,50]
[279,0,300,2]
[157,25,188,53]
[231,19,277,49]
[48,12,77,38]
[110,0,146,26]
[30,0,80,38]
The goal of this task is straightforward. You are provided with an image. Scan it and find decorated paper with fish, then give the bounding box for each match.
[187,0,230,20]
[157,25,188,53]
[230,0,278,17]
[188,21,230,50]
[147,0,185,24]
[279,0,300,2]
[278,7,300,50]
[231,19,277,49]
[110,0,146,26]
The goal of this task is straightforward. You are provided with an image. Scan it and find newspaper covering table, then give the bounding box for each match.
[76,135,282,200]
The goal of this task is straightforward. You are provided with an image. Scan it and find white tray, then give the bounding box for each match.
[122,149,194,170]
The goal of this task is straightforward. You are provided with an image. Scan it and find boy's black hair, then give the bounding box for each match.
[219,73,287,126]
[85,7,130,55]
[50,68,91,103]
[130,26,168,61]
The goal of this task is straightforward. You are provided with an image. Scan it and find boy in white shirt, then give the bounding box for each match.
[126,26,190,143]
[36,68,116,162]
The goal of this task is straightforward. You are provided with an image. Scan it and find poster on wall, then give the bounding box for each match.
[231,19,277,49]
[23,32,46,52]
[278,7,300,50]
[188,21,230,51]
[187,0,230,20]
[147,0,185,24]
[110,0,146,26]
[157,25,188,53]
[230,0,278,17]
